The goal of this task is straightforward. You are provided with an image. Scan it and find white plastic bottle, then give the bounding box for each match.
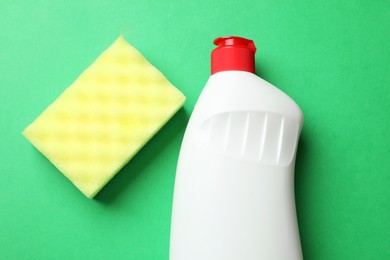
[170,36,304,260]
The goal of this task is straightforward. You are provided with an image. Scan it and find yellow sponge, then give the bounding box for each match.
[23,36,185,198]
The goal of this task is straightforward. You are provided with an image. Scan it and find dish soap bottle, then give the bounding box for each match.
[170,36,304,260]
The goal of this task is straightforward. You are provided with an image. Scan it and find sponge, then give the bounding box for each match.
[23,36,185,198]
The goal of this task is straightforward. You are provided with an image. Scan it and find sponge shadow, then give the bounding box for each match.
[95,108,189,204]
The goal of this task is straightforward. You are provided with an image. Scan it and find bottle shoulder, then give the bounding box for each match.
[196,71,303,126]
[182,71,303,167]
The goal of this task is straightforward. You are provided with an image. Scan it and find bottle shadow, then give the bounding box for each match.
[295,129,309,196]
[94,108,189,204]
[294,129,310,258]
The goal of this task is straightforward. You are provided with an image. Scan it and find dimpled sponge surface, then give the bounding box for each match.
[23,36,186,198]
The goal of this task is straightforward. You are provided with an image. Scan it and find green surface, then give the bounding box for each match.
[1,0,389,259]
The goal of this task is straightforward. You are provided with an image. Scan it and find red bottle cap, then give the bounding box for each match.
[211,36,256,75]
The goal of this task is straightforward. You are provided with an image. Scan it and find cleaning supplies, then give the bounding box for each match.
[23,36,185,198]
[170,36,303,260]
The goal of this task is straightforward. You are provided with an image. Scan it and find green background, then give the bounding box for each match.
[1,0,389,259]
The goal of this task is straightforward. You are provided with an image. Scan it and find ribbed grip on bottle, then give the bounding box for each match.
[198,111,299,166]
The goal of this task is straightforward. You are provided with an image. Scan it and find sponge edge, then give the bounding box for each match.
[23,36,186,198]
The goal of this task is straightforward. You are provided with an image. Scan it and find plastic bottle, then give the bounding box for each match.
[170,36,304,260]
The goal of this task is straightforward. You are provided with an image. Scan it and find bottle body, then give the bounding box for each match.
[170,71,303,260]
